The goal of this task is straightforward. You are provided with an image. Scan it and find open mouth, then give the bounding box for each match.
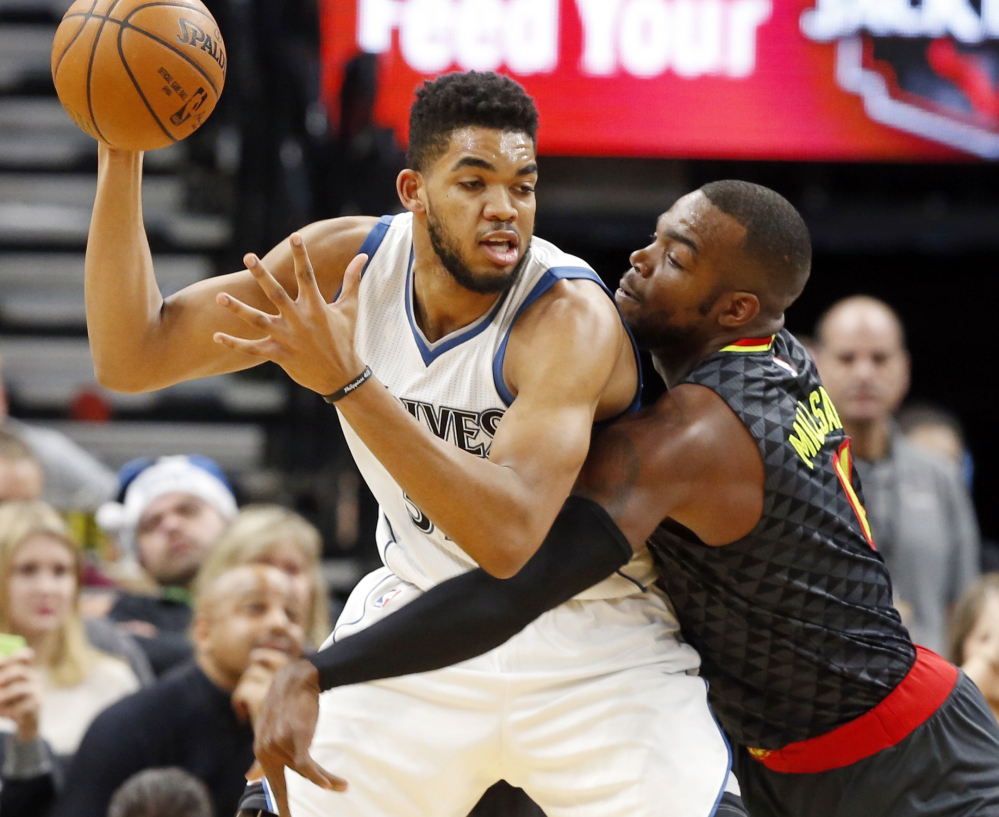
[479,235,519,266]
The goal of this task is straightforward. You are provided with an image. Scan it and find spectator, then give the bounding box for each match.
[0,354,117,511]
[52,563,305,817]
[0,502,140,757]
[898,402,972,482]
[949,573,999,724]
[0,431,44,503]
[194,504,331,648]
[815,296,980,653]
[108,767,214,817]
[97,456,238,675]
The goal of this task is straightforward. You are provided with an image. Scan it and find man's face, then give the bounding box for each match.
[193,565,305,690]
[815,304,909,425]
[136,492,229,587]
[419,127,537,294]
[0,458,43,502]
[616,192,747,352]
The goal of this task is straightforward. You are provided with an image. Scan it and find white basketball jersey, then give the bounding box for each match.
[338,213,656,598]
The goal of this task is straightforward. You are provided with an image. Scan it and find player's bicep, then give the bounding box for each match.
[156,217,373,379]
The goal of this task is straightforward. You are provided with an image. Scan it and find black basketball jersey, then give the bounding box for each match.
[648,330,915,750]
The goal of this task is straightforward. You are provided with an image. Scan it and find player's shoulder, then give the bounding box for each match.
[653,383,753,462]
[296,215,382,268]
[517,236,618,336]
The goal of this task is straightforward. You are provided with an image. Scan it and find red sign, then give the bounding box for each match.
[321,0,999,160]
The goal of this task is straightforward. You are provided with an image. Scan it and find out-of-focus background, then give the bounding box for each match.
[2,2,999,815]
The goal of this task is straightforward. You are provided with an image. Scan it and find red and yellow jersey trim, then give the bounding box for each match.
[720,335,775,353]
[832,439,875,549]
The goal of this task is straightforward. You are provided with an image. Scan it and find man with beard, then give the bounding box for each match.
[254,182,999,817]
[84,71,731,816]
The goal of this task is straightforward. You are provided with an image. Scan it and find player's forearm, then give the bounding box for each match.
[86,147,167,392]
[308,496,633,689]
[337,381,570,577]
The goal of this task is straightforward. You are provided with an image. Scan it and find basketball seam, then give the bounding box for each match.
[116,23,177,145]
[121,3,222,96]
[86,0,128,143]
[66,5,222,97]
[53,0,101,80]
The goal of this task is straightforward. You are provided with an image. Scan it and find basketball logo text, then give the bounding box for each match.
[176,18,227,75]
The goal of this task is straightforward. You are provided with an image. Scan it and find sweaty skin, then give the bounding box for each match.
[85,128,637,578]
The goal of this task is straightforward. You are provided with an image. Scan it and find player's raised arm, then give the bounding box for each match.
[84,145,374,393]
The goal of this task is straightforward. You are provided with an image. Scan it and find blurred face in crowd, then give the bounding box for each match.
[815,298,909,425]
[907,423,964,466]
[962,590,999,668]
[137,492,229,587]
[411,127,537,295]
[5,533,77,640]
[256,540,312,615]
[193,565,304,691]
[0,457,44,503]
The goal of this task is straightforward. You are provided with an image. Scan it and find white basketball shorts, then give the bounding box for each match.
[283,567,732,817]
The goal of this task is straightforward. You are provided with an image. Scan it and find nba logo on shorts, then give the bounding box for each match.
[373,588,404,609]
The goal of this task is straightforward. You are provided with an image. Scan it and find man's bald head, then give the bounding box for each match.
[814,296,910,427]
[815,296,907,352]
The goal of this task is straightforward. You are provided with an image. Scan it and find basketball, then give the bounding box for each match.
[51,0,226,151]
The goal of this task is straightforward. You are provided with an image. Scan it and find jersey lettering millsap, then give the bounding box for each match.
[648,330,915,750]
[338,213,651,597]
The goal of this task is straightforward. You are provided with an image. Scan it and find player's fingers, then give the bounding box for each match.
[244,253,295,311]
[262,767,292,817]
[290,233,322,302]
[295,752,348,793]
[216,292,276,331]
[334,253,367,306]
[213,332,277,359]
[245,760,264,782]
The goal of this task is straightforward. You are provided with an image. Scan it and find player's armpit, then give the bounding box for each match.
[86,151,375,392]
[576,383,765,548]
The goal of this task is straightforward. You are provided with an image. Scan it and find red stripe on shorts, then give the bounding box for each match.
[748,646,959,774]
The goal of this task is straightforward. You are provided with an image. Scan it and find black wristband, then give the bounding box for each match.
[322,366,373,403]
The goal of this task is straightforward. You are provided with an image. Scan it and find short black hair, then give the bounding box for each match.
[700,180,812,305]
[407,71,539,171]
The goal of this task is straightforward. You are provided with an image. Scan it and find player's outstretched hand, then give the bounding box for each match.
[252,657,347,816]
[214,233,369,397]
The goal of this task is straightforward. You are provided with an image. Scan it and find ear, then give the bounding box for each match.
[397,169,426,215]
[191,610,211,653]
[717,291,761,329]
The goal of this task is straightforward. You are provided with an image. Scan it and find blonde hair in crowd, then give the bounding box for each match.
[194,505,331,647]
[949,572,999,666]
[0,501,95,686]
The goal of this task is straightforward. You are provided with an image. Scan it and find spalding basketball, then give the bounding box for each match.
[51,0,226,151]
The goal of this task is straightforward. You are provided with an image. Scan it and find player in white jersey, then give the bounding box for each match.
[84,71,730,816]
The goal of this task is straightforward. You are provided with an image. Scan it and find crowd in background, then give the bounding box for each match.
[0,290,995,816]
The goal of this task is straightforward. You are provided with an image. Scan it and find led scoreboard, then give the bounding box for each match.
[321,0,999,160]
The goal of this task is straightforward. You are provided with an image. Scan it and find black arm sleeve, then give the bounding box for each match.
[309,495,633,691]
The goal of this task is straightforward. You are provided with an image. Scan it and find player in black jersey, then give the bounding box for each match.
[247,182,999,817]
